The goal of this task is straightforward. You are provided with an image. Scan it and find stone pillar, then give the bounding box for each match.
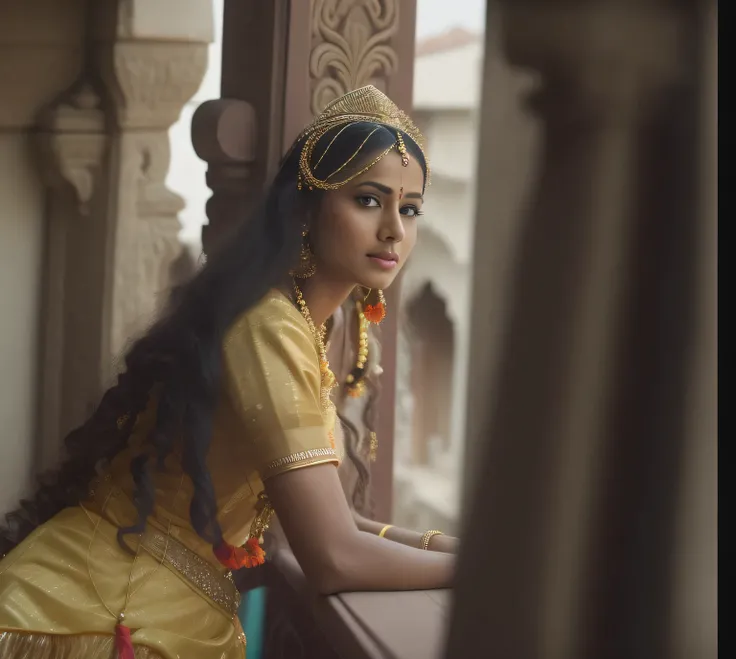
[447,2,714,658]
[34,0,214,469]
[193,0,418,521]
[35,84,108,470]
[93,0,213,360]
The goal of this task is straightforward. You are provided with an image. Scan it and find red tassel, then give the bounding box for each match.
[213,537,266,569]
[115,623,135,659]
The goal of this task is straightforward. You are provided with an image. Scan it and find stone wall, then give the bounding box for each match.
[0,0,214,512]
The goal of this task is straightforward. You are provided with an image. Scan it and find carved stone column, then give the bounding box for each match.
[306,0,418,522]
[448,2,712,658]
[34,0,214,467]
[93,2,211,361]
[35,84,108,469]
[285,0,417,145]
[194,0,417,521]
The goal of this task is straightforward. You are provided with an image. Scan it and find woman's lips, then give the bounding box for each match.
[367,255,398,269]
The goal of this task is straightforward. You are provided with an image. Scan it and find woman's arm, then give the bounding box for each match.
[265,463,454,595]
[351,511,459,554]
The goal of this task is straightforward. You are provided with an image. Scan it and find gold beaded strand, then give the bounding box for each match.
[346,300,370,398]
[293,280,337,413]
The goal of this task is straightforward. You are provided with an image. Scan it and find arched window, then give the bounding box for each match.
[406,282,455,466]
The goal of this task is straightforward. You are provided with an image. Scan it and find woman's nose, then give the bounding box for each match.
[378,206,405,243]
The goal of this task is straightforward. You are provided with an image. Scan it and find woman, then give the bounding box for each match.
[0,86,454,659]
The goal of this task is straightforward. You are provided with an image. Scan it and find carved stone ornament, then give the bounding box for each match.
[191,99,260,256]
[310,0,399,114]
[101,41,209,130]
[36,84,107,216]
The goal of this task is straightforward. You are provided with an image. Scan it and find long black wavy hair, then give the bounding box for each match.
[0,120,428,556]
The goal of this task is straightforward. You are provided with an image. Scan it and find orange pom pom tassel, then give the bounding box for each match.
[214,537,266,570]
[363,302,386,325]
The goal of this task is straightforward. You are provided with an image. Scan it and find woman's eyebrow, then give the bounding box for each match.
[356,181,423,200]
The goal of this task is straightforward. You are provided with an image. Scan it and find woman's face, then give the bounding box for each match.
[310,150,425,291]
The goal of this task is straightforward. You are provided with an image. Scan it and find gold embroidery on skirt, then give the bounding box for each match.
[0,630,165,659]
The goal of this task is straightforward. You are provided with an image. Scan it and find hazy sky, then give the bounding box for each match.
[416,0,486,38]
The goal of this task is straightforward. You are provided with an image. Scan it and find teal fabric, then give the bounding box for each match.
[238,587,267,659]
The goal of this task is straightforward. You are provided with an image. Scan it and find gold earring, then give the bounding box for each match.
[292,227,316,279]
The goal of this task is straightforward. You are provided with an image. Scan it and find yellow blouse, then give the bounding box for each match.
[0,290,341,659]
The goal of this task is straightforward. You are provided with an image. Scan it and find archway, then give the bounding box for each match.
[406,281,455,466]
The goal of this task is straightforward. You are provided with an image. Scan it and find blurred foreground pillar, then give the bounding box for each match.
[448,1,717,658]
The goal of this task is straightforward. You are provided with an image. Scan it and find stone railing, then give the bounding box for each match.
[234,539,449,659]
[266,547,450,659]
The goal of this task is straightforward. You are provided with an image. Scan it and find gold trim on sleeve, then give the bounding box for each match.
[261,447,339,480]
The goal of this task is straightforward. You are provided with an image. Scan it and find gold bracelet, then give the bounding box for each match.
[420,529,443,551]
[378,524,393,538]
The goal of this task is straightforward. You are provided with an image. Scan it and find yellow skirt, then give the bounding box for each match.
[0,507,246,659]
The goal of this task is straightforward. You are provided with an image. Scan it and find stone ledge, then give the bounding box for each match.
[270,547,450,659]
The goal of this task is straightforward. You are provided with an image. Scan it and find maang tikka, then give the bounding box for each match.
[292,226,316,279]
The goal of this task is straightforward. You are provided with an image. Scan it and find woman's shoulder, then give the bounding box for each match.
[223,289,312,351]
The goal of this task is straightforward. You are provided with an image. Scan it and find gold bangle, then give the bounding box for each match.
[420,529,443,551]
[378,524,393,538]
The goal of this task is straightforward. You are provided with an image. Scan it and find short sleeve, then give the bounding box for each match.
[222,292,339,480]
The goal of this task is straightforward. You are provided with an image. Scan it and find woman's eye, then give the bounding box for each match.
[357,195,380,207]
[401,205,422,218]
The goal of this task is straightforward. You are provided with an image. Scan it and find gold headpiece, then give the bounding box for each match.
[295,85,430,191]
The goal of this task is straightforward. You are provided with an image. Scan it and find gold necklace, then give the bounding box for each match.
[293,281,337,413]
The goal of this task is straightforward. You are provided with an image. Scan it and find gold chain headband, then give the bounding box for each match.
[294,86,430,192]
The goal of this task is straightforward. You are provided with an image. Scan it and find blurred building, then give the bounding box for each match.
[393,28,484,535]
